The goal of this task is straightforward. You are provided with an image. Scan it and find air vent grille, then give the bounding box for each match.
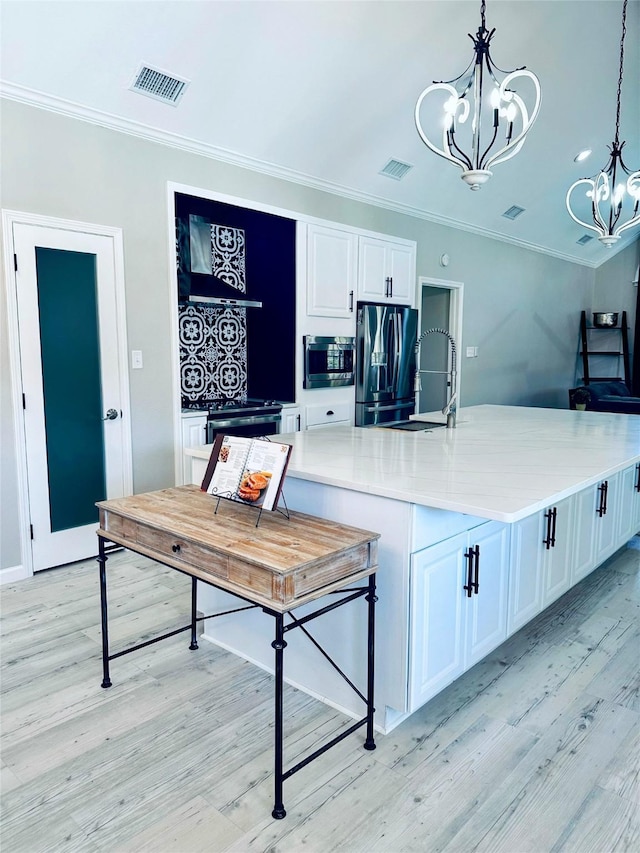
[577,234,594,245]
[130,64,189,105]
[502,205,526,220]
[379,159,413,180]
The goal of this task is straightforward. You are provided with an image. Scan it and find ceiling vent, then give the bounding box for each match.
[577,234,594,245]
[502,205,526,220]
[379,159,413,180]
[129,64,189,105]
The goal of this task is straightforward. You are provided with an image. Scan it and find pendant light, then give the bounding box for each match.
[414,0,541,190]
[566,0,639,247]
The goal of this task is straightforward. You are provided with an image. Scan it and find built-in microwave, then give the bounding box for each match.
[303,336,356,389]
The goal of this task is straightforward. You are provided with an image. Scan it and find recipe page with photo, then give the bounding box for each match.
[202,435,292,511]
[205,436,252,497]
[241,440,292,510]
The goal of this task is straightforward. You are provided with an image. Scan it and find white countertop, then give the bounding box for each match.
[186,405,640,523]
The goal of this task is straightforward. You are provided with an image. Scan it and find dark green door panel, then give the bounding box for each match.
[35,247,106,531]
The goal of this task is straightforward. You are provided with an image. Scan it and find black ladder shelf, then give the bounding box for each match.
[579,310,630,385]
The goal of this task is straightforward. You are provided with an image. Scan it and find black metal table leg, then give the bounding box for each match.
[98,537,112,689]
[271,611,287,819]
[189,577,199,650]
[364,572,377,750]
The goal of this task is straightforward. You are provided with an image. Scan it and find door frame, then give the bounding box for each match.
[2,209,133,580]
[417,276,464,409]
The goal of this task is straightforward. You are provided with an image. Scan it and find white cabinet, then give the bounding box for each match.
[410,521,509,711]
[305,401,352,429]
[306,224,357,318]
[572,471,623,583]
[507,496,573,636]
[594,472,622,564]
[180,413,207,485]
[280,406,302,433]
[617,462,640,543]
[357,235,416,305]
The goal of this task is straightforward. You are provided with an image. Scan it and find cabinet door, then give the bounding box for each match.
[466,522,509,667]
[543,497,573,607]
[508,512,544,636]
[181,415,207,485]
[357,235,416,305]
[572,486,597,582]
[306,224,357,318]
[281,407,302,433]
[617,463,640,543]
[387,243,414,303]
[358,236,388,302]
[409,535,466,710]
[594,473,621,564]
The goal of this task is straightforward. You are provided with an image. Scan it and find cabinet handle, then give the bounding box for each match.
[296,414,301,430]
[597,481,608,517]
[472,545,480,594]
[385,276,391,298]
[635,463,640,492]
[550,507,557,547]
[326,410,334,416]
[389,276,393,298]
[172,543,181,554]
[543,509,553,549]
[349,290,354,312]
[463,548,474,598]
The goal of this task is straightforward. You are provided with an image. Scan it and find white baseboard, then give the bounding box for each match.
[0,564,30,585]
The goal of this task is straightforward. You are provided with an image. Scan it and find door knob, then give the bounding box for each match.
[102,408,119,421]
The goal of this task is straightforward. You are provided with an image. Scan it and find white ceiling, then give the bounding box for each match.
[1,0,639,266]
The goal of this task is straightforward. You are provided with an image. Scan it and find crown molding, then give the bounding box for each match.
[1,81,627,269]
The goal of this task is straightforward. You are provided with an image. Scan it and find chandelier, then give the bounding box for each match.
[414,0,541,190]
[566,0,640,247]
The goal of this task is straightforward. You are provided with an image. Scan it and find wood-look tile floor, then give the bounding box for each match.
[1,543,638,853]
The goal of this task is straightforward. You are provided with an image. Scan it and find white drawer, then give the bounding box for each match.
[305,402,352,428]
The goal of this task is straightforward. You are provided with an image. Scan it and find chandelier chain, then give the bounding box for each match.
[480,0,487,31]
[614,0,627,144]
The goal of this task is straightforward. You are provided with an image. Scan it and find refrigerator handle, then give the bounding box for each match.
[392,311,402,396]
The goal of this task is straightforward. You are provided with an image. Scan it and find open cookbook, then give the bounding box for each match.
[200,434,292,512]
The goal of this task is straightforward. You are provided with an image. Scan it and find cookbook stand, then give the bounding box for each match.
[202,434,293,527]
[212,489,290,527]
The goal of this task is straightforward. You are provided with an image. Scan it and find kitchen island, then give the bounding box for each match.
[185,405,640,733]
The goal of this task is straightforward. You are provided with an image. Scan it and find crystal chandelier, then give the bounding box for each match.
[566,0,640,247]
[414,0,541,190]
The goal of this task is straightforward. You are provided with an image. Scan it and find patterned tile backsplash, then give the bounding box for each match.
[179,304,247,403]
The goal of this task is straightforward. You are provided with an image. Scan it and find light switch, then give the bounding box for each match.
[131,350,143,369]
[466,346,478,358]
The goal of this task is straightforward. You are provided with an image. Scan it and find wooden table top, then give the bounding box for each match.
[97,485,380,610]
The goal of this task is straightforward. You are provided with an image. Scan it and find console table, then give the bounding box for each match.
[96,484,380,819]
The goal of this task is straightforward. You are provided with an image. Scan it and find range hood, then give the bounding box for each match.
[186,294,263,309]
[180,214,262,308]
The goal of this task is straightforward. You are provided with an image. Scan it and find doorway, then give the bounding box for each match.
[3,212,132,574]
[417,277,464,415]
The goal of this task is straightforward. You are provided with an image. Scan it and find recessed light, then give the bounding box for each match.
[574,149,592,163]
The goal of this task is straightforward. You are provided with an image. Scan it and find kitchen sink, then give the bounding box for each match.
[380,420,445,431]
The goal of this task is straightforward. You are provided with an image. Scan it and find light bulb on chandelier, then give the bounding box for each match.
[566,0,639,247]
[414,0,541,190]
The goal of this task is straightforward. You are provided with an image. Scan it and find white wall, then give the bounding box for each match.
[0,99,611,570]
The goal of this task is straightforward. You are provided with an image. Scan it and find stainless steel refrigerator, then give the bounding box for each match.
[355,302,418,426]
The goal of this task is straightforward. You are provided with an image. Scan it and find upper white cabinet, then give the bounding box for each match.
[357,235,416,305]
[306,224,357,318]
